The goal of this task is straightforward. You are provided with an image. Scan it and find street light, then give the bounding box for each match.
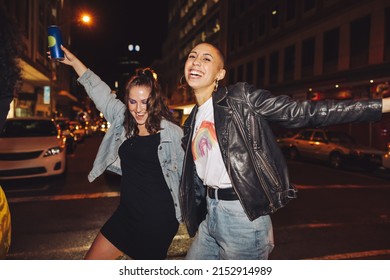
[78,13,93,26]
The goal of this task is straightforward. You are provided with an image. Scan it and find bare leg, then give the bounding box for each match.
[84,232,124,260]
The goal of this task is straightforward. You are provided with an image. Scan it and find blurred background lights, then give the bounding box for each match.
[128,44,140,52]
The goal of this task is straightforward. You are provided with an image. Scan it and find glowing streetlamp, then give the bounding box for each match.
[78,13,93,26]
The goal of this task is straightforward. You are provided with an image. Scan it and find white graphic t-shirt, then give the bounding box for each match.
[192,97,232,188]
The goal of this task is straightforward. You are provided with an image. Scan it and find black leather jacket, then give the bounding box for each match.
[179,82,382,237]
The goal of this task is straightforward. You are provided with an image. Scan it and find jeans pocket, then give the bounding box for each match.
[217,200,248,217]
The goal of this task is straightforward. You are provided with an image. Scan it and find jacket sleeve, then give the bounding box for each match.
[241,83,383,128]
[77,69,126,124]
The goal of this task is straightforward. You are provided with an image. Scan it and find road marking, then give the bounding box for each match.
[6,184,390,204]
[281,223,344,230]
[306,249,390,260]
[7,245,91,259]
[6,184,389,260]
[7,191,120,203]
[295,184,390,189]
[8,245,390,260]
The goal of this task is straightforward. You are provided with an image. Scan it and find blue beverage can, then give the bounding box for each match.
[48,25,64,61]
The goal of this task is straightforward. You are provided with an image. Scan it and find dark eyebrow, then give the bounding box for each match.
[189,51,214,59]
[129,97,149,102]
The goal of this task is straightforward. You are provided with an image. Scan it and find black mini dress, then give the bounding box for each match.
[100,133,179,259]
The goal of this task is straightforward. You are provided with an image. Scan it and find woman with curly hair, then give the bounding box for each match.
[51,45,184,260]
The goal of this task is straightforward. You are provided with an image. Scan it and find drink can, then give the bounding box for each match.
[48,25,64,61]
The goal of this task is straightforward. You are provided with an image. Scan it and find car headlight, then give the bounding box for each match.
[44,146,63,157]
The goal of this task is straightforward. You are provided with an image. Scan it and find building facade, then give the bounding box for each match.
[1,0,79,120]
[161,0,390,149]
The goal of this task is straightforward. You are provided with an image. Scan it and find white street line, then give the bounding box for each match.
[7,191,120,203]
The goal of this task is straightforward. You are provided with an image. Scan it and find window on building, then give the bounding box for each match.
[238,28,244,47]
[385,7,390,61]
[323,0,339,7]
[350,15,370,68]
[271,4,280,29]
[229,68,236,85]
[246,61,254,84]
[323,27,339,73]
[230,0,237,18]
[257,57,265,87]
[37,1,50,61]
[11,0,30,38]
[303,0,316,12]
[286,0,296,22]
[248,20,254,42]
[239,1,246,14]
[237,64,244,81]
[258,15,266,37]
[284,45,295,81]
[302,37,315,78]
[229,33,235,52]
[269,51,279,84]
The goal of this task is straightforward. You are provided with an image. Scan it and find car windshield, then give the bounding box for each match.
[326,131,355,144]
[0,119,58,138]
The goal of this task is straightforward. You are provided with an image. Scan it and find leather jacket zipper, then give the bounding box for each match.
[228,99,276,211]
[250,115,281,189]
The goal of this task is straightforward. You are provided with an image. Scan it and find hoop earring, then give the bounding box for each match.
[214,79,219,92]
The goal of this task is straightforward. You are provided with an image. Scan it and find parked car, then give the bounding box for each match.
[0,117,67,179]
[55,118,77,154]
[68,120,86,143]
[277,128,384,169]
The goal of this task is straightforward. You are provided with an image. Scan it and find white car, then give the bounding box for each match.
[0,117,67,180]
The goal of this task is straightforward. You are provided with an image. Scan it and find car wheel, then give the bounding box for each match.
[329,152,342,169]
[289,147,300,160]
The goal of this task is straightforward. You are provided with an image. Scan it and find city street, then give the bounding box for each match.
[2,134,390,260]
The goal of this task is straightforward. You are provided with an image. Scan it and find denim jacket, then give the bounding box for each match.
[78,69,184,221]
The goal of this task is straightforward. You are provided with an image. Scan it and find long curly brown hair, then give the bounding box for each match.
[123,68,175,138]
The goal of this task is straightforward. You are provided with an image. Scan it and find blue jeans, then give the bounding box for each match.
[185,196,274,260]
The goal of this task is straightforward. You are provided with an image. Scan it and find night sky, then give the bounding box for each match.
[70,0,169,87]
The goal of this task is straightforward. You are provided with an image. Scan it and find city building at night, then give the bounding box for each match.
[160,0,390,149]
[2,0,82,120]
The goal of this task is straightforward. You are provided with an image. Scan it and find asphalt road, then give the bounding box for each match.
[3,134,390,260]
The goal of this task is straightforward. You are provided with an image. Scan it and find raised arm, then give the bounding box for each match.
[51,45,88,77]
[48,45,125,123]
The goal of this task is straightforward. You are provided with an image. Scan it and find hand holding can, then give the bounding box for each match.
[48,25,64,61]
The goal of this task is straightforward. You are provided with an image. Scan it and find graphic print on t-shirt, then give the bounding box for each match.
[192,120,217,161]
